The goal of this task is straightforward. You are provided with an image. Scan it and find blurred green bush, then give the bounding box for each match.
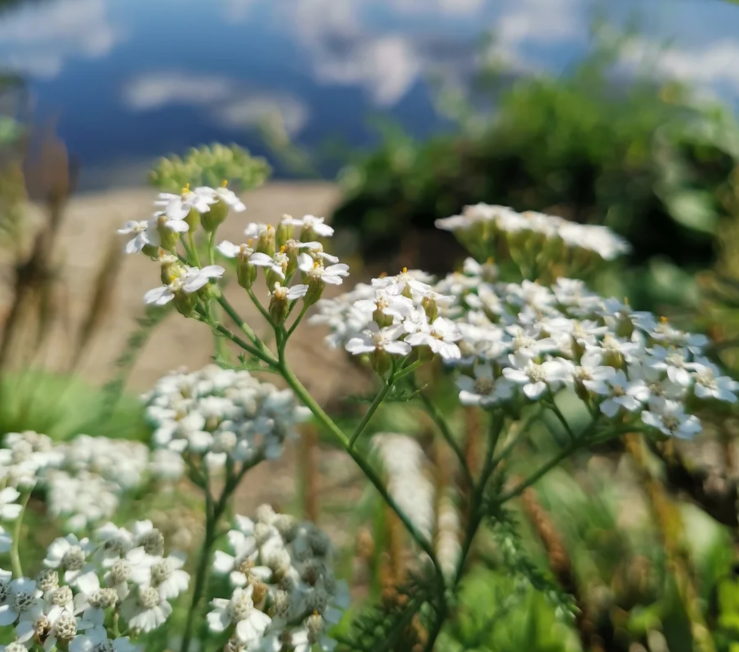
[331,47,739,308]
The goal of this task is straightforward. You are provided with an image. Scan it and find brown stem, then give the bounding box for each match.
[625,434,716,652]
[299,425,319,522]
[519,483,605,652]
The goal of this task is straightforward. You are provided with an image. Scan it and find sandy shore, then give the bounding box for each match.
[1,181,369,404]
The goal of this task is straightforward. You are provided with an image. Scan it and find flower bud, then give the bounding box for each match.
[237,261,257,290]
[371,350,392,375]
[269,283,290,325]
[160,254,186,285]
[276,217,293,248]
[616,314,635,338]
[257,225,276,257]
[202,199,229,233]
[184,207,200,232]
[251,581,268,605]
[574,379,590,402]
[422,296,438,322]
[199,282,221,302]
[304,279,324,307]
[156,214,180,251]
[174,292,196,317]
[373,308,392,329]
[284,240,301,279]
[142,243,160,258]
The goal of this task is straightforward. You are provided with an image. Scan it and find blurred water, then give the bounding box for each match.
[0,0,738,190]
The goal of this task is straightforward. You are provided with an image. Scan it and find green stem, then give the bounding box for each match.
[416,387,474,490]
[547,394,576,441]
[286,302,310,340]
[349,374,395,448]
[247,288,274,328]
[211,322,276,367]
[215,295,275,361]
[187,231,202,268]
[278,361,446,587]
[495,428,622,505]
[452,414,505,586]
[179,504,217,652]
[490,406,543,468]
[179,456,263,652]
[207,231,216,266]
[10,491,31,578]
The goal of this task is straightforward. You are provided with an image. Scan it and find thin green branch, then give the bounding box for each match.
[349,373,395,448]
[415,383,474,490]
[495,428,624,504]
[277,360,446,590]
[10,490,32,578]
[247,287,274,327]
[286,302,310,339]
[490,406,543,468]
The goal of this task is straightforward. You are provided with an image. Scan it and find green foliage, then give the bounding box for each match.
[149,143,271,193]
[440,569,579,652]
[331,49,739,307]
[0,369,148,441]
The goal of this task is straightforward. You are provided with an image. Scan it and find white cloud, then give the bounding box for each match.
[622,38,739,96]
[392,0,486,16]
[121,71,310,136]
[0,0,121,79]
[488,0,585,70]
[122,73,234,111]
[273,0,586,107]
[311,36,422,107]
[221,0,258,21]
[213,94,310,135]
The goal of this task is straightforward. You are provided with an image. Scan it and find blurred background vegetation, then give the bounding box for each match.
[5,11,739,652]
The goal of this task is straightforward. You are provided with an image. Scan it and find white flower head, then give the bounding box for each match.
[345,323,411,357]
[502,355,571,400]
[456,362,513,408]
[0,487,22,521]
[155,185,216,220]
[120,585,173,633]
[283,214,334,238]
[642,400,702,439]
[207,585,271,645]
[298,254,350,286]
[405,317,462,360]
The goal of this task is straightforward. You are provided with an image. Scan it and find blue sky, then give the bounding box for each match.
[0,0,738,187]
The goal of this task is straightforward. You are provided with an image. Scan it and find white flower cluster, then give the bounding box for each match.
[117,183,348,321]
[0,432,182,531]
[0,521,187,651]
[118,184,245,255]
[313,259,736,439]
[372,434,435,542]
[441,264,736,437]
[208,505,348,652]
[310,269,462,366]
[217,214,349,320]
[435,203,630,263]
[143,365,310,466]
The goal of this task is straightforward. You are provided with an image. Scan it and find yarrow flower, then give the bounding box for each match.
[0,519,183,650]
[208,507,347,650]
[435,203,630,266]
[313,224,734,439]
[143,365,310,466]
[0,432,179,532]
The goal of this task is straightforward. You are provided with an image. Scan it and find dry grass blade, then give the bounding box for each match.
[69,235,124,371]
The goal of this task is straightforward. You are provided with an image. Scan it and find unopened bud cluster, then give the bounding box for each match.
[436,203,630,278]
